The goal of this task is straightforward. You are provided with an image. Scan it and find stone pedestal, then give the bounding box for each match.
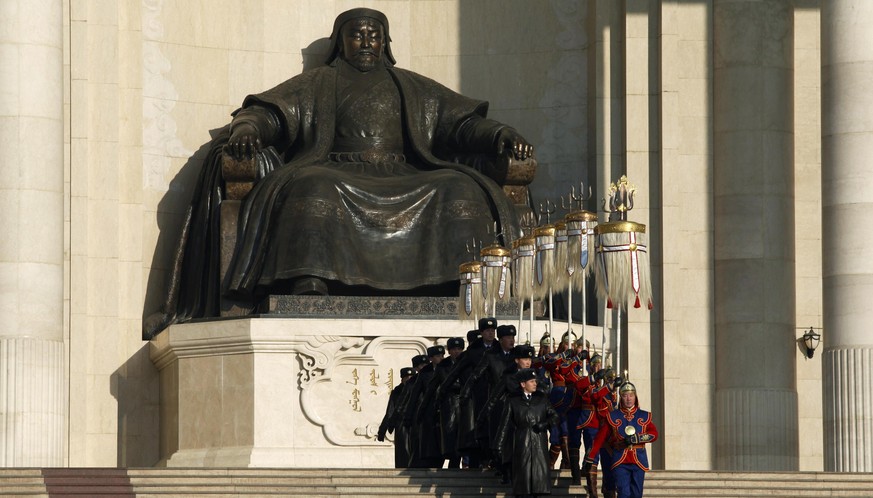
[149,317,501,467]
[265,295,523,319]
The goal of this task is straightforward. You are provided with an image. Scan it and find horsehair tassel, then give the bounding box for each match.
[566,210,598,291]
[512,236,535,301]
[594,221,652,312]
[554,221,569,290]
[533,224,557,301]
[458,261,483,321]
[481,244,512,302]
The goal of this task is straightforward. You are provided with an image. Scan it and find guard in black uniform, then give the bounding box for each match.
[423,337,465,467]
[462,323,517,468]
[377,366,416,468]
[479,343,537,483]
[403,346,446,469]
[393,354,430,466]
[409,345,447,468]
[495,368,559,498]
[437,317,497,468]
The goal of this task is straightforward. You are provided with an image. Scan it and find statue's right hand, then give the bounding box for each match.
[227,123,262,159]
[494,127,534,161]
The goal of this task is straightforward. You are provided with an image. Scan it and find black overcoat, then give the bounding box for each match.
[424,356,461,458]
[464,347,515,447]
[494,391,558,496]
[378,382,410,468]
[409,364,442,464]
[438,339,494,452]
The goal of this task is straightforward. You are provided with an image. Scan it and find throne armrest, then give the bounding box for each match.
[449,153,537,186]
[221,152,258,200]
[450,153,537,208]
[218,151,259,317]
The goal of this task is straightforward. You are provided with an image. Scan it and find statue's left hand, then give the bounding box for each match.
[495,128,534,161]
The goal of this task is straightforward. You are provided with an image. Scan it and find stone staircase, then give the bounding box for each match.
[0,468,872,497]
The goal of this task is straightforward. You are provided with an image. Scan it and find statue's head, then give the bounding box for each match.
[326,8,396,70]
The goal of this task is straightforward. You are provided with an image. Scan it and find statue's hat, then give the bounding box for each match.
[326,8,397,66]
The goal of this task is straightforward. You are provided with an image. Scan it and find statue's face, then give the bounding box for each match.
[339,17,384,72]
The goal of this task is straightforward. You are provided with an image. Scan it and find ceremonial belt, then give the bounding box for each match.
[332,136,404,151]
[552,381,566,387]
[610,443,647,451]
[580,404,595,410]
[330,136,406,163]
[329,151,406,163]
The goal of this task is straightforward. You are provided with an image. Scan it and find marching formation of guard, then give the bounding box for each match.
[377,317,659,498]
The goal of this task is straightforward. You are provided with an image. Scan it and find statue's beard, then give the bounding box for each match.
[345,52,380,72]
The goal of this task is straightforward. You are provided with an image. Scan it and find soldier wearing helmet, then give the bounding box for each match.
[583,381,659,498]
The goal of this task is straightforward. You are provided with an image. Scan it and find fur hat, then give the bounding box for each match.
[516,368,537,383]
[478,317,497,331]
[497,324,517,338]
[512,344,535,359]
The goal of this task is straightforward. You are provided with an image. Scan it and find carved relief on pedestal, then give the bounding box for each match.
[295,335,431,446]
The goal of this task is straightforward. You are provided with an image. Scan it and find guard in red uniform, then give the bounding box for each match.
[541,342,574,470]
[577,364,615,497]
[558,350,594,485]
[583,382,658,498]
[583,368,622,497]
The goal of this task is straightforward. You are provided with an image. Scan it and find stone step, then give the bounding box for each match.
[2,468,873,497]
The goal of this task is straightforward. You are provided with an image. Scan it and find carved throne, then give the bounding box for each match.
[218,151,537,316]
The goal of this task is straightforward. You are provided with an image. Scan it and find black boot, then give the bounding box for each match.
[569,447,581,485]
[500,461,511,484]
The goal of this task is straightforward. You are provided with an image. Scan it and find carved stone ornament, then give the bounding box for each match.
[296,335,431,446]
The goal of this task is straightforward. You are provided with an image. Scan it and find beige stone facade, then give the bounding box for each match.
[4,0,869,472]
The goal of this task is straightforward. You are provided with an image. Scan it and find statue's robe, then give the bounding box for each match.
[150,60,520,335]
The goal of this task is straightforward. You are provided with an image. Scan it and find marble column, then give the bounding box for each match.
[712,0,797,470]
[588,0,625,373]
[659,0,717,470]
[821,0,873,473]
[0,0,66,466]
[588,0,625,209]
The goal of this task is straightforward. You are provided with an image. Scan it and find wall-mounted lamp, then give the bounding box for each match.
[800,327,821,359]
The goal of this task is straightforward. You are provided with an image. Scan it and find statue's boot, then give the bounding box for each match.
[569,447,581,486]
[291,277,329,295]
[585,468,599,498]
[548,444,562,469]
[560,435,571,470]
